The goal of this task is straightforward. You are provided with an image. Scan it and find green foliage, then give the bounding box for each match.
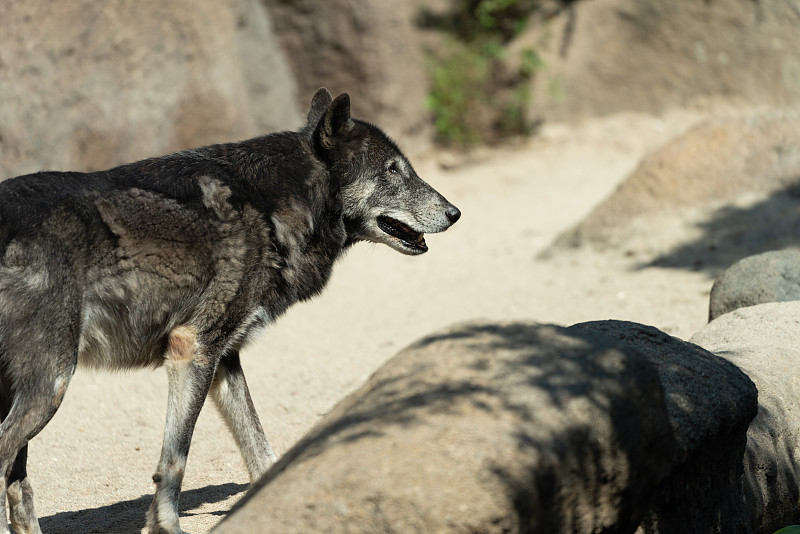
[426,41,488,146]
[520,46,544,76]
[547,75,565,101]
[420,0,553,147]
[457,0,543,41]
[774,527,800,533]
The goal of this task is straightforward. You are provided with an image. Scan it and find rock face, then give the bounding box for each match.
[263,0,431,148]
[213,320,757,534]
[529,0,800,121]
[571,321,758,533]
[692,301,800,533]
[709,249,800,321]
[0,0,301,177]
[551,110,800,250]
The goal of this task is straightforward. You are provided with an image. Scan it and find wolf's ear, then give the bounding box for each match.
[318,93,352,149]
[307,88,333,127]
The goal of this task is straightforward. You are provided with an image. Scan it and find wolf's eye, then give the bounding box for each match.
[388,162,401,175]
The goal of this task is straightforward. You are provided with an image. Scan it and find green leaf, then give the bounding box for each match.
[520,47,544,76]
[774,527,800,533]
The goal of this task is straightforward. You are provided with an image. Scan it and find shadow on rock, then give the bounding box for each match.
[213,321,756,534]
[645,184,800,274]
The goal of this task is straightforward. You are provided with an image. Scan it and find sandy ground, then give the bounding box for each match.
[28,108,721,533]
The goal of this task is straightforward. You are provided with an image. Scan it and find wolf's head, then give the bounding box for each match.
[306,88,460,255]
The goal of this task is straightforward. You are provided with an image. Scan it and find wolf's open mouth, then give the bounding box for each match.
[377,215,427,252]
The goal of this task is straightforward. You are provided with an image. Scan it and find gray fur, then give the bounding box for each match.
[0,88,459,534]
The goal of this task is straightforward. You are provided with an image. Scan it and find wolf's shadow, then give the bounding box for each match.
[38,482,246,534]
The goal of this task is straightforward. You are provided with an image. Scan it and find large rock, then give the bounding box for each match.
[213,320,757,533]
[263,0,431,150]
[551,110,800,251]
[0,0,301,177]
[692,301,800,533]
[214,321,676,533]
[570,321,758,533]
[709,249,800,321]
[528,0,800,122]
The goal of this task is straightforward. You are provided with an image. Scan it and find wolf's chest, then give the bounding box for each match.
[267,204,347,303]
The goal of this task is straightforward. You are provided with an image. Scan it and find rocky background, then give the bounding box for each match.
[5,0,800,176]
[3,0,800,533]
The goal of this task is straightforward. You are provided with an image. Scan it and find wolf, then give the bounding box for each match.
[0,88,460,534]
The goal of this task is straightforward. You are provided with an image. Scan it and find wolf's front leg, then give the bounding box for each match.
[147,326,217,534]
[210,352,275,482]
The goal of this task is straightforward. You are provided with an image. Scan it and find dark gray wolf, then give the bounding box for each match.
[0,88,460,534]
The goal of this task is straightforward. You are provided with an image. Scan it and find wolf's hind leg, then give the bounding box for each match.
[6,445,42,534]
[210,352,275,482]
[0,367,75,534]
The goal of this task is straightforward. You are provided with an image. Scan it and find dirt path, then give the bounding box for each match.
[30,108,718,533]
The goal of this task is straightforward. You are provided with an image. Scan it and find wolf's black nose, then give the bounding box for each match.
[445,205,461,224]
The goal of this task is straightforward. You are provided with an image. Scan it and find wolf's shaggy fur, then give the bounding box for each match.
[0,89,459,534]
